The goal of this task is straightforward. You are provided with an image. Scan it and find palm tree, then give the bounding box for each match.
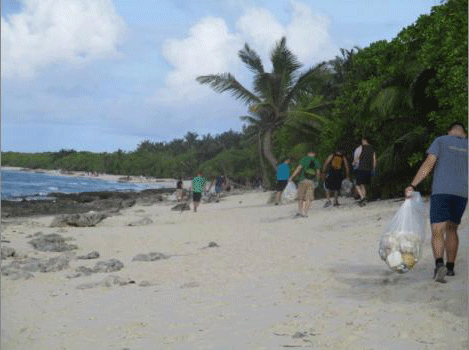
[197,37,325,170]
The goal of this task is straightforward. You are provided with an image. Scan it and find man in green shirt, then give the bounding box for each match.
[289,150,322,217]
[190,171,206,212]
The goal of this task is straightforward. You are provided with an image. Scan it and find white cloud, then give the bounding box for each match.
[285,0,337,63]
[1,0,126,78]
[236,7,285,57]
[154,0,337,106]
[154,16,243,103]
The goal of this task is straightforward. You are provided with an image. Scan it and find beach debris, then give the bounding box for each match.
[28,233,78,252]
[50,212,109,227]
[92,259,124,273]
[132,252,169,261]
[77,251,100,259]
[171,203,190,211]
[127,217,153,226]
[1,247,17,259]
[379,192,425,273]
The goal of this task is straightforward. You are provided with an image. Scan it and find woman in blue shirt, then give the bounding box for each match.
[275,158,291,205]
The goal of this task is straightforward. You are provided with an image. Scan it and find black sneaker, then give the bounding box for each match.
[324,200,332,208]
[358,199,366,207]
[333,201,340,207]
[446,269,455,276]
[433,263,447,283]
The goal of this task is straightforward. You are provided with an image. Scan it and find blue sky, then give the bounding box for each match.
[1,0,441,152]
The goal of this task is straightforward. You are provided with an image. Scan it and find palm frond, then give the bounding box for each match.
[281,62,327,111]
[196,73,261,105]
[378,126,427,169]
[270,37,302,79]
[238,43,264,74]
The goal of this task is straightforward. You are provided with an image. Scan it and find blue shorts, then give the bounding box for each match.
[430,194,468,225]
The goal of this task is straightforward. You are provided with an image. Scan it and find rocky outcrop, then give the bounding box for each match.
[92,259,124,273]
[2,254,71,279]
[1,247,17,259]
[50,212,109,227]
[77,251,100,259]
[28,233,78,252]
[1,188,173,218]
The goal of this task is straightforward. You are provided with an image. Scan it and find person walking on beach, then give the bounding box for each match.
[352,137,376,206]
[275,158,291,205]
[176,177,184,202]
[322,149,350,207]
[190,171,206,212]
[208,175,225,202]
[405,122,468,283]
[289,150,321,217]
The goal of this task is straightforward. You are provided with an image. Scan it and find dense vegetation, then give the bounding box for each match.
[3,0,467,197]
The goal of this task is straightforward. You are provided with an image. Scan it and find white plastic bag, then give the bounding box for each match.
[378,192,426,273]
[282,181,297,201]
[341,179,353,196]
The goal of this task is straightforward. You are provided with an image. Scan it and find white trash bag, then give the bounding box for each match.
[341,178,353,196]
[378,192,426,273]
[282,181,297,201]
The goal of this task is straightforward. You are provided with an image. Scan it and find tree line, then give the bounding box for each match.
[3,0,467,198]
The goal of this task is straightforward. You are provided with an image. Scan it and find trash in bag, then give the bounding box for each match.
[378,192,426,273]
[282,181,297,201]
[341,179,353,196]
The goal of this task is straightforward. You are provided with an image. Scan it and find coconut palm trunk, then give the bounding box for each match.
[258,131,270,189]
[262,129,277,170]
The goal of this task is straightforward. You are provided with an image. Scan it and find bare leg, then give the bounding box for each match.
[276,191,281,204]
[303,200,313,216]
[334,191,339,204]
[445,221,459,263]
[431,222,446,259]
[360,185,367,200]
[355,185,364,199]
[298,200,304,213]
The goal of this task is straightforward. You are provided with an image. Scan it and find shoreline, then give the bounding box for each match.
[2,166,182,186]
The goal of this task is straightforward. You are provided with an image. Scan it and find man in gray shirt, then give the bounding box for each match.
[405,122,468,283]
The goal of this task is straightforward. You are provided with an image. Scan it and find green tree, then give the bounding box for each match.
[197,37,325,170]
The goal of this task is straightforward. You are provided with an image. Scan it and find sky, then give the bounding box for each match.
[1,0,441,153]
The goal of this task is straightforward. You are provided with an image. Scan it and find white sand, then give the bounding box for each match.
[1,193,468,350]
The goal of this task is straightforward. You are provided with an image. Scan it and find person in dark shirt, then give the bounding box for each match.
[352,137,376,206]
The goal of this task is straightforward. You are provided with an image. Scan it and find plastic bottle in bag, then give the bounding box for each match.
[378,192,426,273]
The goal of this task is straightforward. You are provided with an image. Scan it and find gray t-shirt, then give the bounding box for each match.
[427,135,468,198]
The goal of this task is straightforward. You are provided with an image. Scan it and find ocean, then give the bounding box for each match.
[1,170,165,200]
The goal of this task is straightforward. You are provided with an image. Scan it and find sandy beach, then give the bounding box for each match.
[1,191,468,350]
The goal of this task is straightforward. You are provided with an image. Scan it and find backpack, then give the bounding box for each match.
[331,154,343,170]
[304,159,317,179]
